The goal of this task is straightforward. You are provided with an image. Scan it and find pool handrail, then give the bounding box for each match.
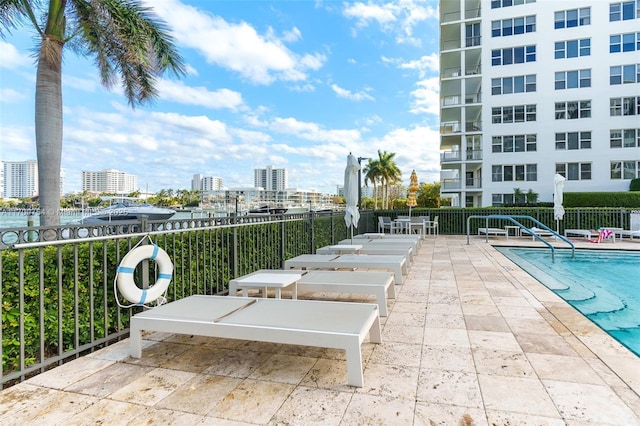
[466,214,575,262]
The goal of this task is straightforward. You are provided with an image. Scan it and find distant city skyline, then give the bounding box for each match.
[0,0,441,194]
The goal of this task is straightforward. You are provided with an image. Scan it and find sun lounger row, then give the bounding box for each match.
[128,241,412,388]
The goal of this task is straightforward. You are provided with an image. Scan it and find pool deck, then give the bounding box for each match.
[1,235,639,425]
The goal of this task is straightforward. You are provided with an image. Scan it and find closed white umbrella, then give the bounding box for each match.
[344,153,360,242]
[554,173,566,233]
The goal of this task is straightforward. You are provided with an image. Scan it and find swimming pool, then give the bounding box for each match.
[496,247,640,357]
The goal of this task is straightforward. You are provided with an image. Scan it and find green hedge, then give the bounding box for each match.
[2,215,356,377]
[564,192,640,208]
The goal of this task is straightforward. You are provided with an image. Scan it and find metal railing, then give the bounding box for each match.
[466,214,575,261]
[0,210,375,387]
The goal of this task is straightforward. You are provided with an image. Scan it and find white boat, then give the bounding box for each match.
[81,201,175,224]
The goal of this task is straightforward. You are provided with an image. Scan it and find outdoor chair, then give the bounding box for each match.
[409,217,425,237]
[378,216,393,233]
[425,215,439,236]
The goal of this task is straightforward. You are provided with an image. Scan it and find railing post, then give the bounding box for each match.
[232,226,238,278]
[280,219,286,269]
[309,211,315,254]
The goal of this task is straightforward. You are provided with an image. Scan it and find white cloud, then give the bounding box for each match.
[146,0,326,85]
[343,2,397,28]
[0,88,27,103]
[343,1,437,45]
[399,53,439,78]
[157,79,244,110]
[409,77,439,116]
[330,84,375,101]
[269,117,362,144]
[63,74,99,92]
[0,41,31,69]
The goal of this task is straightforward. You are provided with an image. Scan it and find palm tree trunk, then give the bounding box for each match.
[35,37,64,226]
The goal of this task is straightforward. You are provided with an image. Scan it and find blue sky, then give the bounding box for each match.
[0,0,441,195]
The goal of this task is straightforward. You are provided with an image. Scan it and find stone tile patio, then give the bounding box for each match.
[1,235,639,425]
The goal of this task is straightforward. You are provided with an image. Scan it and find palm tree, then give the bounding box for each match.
[375,150,401,209]
[0,1,185,225]
[363,159,382,210]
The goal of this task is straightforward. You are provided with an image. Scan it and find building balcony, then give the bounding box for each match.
[441,95,462,107]
[441,178,462,191]
[440,121,461,134]
[441,38,461,51]
[465,121,482,132]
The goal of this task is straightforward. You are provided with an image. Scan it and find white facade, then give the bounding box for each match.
[192,174,223,192]
[254,165,288,191]
[82,169,137,194]
[439,0,640,207]
[3,160,38,198]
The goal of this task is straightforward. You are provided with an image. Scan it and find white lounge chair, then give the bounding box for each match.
[522,227,557,240]
[322,244,414,263]
[129,295,381,387]
[477,227,508,237]
[564,229,596,239]
[283,253,408,284]
[228,269,395,316]
[344,236,421,252]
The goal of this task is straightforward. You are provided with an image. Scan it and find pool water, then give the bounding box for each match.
[496,247,640,357]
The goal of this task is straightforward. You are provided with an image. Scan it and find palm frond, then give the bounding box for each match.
[70,0,185,106]
[0,0,43,36]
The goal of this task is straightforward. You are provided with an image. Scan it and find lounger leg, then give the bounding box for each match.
[387,284,396,299]
[375,288,387,317]
[345,340,364,387]
[130,321,142,358]
[369,316,382,344]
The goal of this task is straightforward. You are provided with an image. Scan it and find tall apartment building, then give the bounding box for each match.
[254,165,288,191]
[2,160,38,198]
[439,0,640,207]
[82,169,137,194]
[191,174,223,192]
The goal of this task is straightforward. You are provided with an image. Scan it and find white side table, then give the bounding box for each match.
[234,272,302,299]
[504,226,521,239]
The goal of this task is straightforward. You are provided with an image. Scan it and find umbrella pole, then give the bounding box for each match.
[350,225,354,244]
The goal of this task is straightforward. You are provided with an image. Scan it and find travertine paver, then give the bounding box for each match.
[0,236,639,425]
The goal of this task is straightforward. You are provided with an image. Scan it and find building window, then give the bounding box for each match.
[556,163,591,180]
[492,0,536,9]
[492,45,536,66]
[610,1,640,21]
[492,104,537,123]
[611,129,640,148]
[555,39,590,58]
[492,15,536,37]
[611,161,640,179]
[492,75,536,95]
[555,100,591,119]
[492,164,537,182]
[555,7,590,29]
[611,96,640,115]
[611,64,640,84]
[466,23,480,47]
[492,134,537,152]
[555,131,591,150]
[610,32,640,53]
[555,69,590,90]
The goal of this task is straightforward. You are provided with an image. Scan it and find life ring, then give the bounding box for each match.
[116,244,173,305]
